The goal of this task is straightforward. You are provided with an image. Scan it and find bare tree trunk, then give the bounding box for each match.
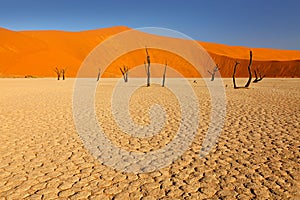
[208,64,219,81]
[232,62,239,89]
[162,62,167,87]
[97,68,101,81]
[54,67,61,80]
[61,68,67,80]
[253,68,265,83]
[208,70,214,81]
[145,47,151,87]
[211,73,215,81]
[125,66,128,82]
[253,69,259,83]
[120,66,128,82]
[244,50,253,88]
[147,64,150,86]
[120,67,125,82]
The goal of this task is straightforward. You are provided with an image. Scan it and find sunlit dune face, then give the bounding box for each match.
[0,27,299,78]
[103,48,200,78]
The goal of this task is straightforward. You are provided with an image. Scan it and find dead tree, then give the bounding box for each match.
[54,67,61,80]
[97,68,101,81]
[253,68,265,83]
[244,50,253,88]
[232,62,240,89]
[208,64,220,81]
[232,50,253,89]
[120,65,129,82]
[61,68,67,80]
[145,47,151,87]
[162,61,167,87]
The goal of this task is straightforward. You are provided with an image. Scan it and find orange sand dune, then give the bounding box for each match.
[0,26,299,78]
[200,42,300,61]
[102,48,201,78]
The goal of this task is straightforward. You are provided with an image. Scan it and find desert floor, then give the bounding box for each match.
[0,78,299,199]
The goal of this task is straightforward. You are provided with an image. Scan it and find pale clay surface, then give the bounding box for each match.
[0,78,299,199]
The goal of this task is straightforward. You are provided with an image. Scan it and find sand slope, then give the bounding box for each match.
[0,26,299,77]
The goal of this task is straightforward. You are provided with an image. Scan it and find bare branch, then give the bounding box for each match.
[54,67,61,80]
[213,64,220,72]
[120,65,129,82]
[253,69,259,83]
[258,70,265,80]
[162,61,167,87]
[60,68,67,80]
[97,68,101,81]
[208,64,219,81]
[253,67,265,83]
[120,67,125,75]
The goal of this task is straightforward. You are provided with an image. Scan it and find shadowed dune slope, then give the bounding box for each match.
[0,26,299,78]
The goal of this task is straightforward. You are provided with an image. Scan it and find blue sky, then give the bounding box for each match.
[0,0,299,50]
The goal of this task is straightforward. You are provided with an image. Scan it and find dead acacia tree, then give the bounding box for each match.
[244,50,253,88]
[61,68,67,80]
[208,64,220,81]
[232,50,253,89]
[54,67,61,80]
[145,47,151,87]
[253,68,265,83]
[232,62,240,89]
[120,65,129,82]
[162,61,167,87]
[97,68,101,81]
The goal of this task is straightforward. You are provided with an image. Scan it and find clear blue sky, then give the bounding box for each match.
[0,0,299,50]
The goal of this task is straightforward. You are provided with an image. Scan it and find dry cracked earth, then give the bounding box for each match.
[0,78,299,199]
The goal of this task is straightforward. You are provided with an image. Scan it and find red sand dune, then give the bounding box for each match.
[0,26,299,78]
